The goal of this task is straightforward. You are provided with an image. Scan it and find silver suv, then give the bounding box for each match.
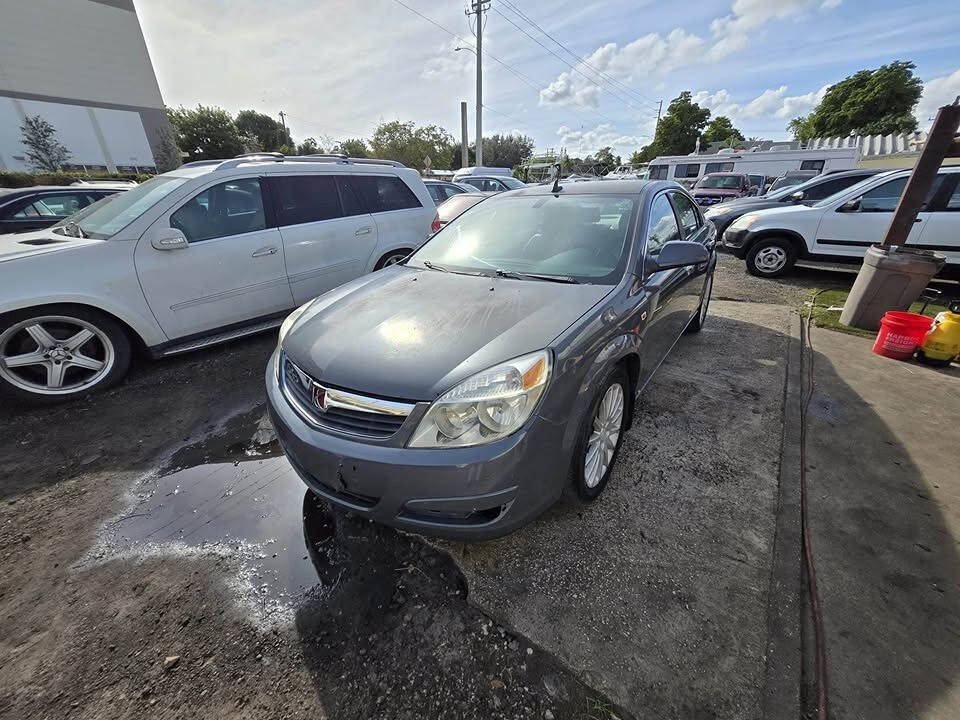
[0,153,437,404]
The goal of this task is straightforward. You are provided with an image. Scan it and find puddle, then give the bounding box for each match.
[85,407,352,626]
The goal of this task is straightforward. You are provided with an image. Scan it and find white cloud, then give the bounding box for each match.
[556,123,648,155]
[691,84,829,125]
[421,39,473,80]
[709,0,840,58]
[916,67,960,126]
[538,0,842,109]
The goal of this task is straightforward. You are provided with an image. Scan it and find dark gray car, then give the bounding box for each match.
[266,180,716,539]
[703,168,883,235]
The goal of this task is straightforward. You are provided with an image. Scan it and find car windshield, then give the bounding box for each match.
[410,193,636,284]
[59,175,189,239]
[696,175,743,189]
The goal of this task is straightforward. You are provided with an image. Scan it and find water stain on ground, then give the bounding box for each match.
[83,406,626,719]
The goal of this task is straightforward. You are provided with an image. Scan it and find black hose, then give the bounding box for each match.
[800,288,841,720]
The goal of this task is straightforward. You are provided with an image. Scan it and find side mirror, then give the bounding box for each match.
[647,240,709,272]
[789,190,805,203]
[151,227,188,251]
[838,198,861,213]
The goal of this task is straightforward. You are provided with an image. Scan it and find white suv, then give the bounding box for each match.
[0,154,438,403]
[722,166,960,277]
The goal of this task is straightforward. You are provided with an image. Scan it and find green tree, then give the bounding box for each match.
[20,115,71,172]
[296,137,322,155]
[482,133,536,169]
[167,105,245,160]
[701,116,744,146]
[369,121,454,169]
[335,138,369,157]
[633,92,711,162]
[235,110,292,151]
[789,61,923,140]
[593,146,621,171]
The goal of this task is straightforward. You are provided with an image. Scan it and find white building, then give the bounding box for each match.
[0,0,169,173]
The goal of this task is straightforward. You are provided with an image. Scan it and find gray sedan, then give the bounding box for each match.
[266,180,716,539]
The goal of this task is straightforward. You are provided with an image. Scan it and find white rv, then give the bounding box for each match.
[645,146,860,186]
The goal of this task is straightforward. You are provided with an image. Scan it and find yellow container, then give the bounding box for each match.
[918,310,960,365]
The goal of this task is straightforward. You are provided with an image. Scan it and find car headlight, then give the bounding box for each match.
[730,213,760,230]
[278,300,314,344]
[408,350,551,448]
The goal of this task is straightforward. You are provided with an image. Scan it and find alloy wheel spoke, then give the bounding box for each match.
[3,351,47,369]
[63,328,94,352]
[25,324,58,350]
[47,362,67,388]
[68,353,105,371]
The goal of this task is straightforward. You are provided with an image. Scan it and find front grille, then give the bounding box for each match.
[280,354,413,439]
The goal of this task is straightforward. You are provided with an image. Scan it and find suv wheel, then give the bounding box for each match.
[745,237,796,278]
[375,250,413,269]
[570,365,629,502]
[0,305,131,405]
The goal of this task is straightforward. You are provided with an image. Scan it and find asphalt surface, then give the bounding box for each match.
[4,255,945,719]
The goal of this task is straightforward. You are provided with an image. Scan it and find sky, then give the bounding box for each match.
[136,0,960,161]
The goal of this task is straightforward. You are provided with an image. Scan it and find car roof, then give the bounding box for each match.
[511,179,661,195]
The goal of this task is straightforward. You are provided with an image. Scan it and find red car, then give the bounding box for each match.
[691,173,752,207]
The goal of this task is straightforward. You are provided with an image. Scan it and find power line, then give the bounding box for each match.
[492,5,658,118]
[498,0,662,110]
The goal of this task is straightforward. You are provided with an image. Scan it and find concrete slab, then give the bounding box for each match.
[802,329,960,719]
[443,301,796,719]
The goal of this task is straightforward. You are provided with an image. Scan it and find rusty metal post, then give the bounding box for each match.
[880,100,960,247]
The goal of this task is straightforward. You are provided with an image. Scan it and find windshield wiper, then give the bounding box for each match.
[494,268,580,284]
[421,260,487,277]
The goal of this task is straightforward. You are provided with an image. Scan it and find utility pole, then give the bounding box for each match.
[655,99,663,128]
[278,111,288,145]
[460,101,469,168]
[467,0,490,167]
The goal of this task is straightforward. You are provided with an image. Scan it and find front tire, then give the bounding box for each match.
[570,365,630,502]
[685,270,713,334]
[745,237,796,278]
[375,249,413,270]
[0,305,131,405]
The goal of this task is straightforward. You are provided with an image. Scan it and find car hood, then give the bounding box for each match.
[0,229,99,263]
[282,265,613,400]
[709,198,782,213]
[692,188,741,197]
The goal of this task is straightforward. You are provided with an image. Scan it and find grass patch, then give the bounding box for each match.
[803,288,951,338]
[578,696,621,720]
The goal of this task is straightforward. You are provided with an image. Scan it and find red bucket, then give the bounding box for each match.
[873,311,934,359]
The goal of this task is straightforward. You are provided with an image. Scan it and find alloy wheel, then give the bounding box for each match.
[584,383,624,488]
[0,316,115,395]
[382,253,407,267]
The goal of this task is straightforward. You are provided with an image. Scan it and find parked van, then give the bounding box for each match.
[452,166,514,181]
[646,147,859,187]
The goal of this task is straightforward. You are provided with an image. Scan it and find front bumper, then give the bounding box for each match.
[721,226,752,258]
[265,348,569,540]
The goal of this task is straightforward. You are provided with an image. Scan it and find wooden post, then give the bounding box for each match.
[880,100,960,248]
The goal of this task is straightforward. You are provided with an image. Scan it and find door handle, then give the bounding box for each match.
[355,227,373,236]
[913,218,923,223]
[251,246,278,257]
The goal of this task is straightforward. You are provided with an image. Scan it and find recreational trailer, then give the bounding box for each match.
[645,146,860,187]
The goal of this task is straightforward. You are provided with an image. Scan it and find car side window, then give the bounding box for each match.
[859,177,908,212]
[270,175,342,226]
[336,176,367,217]
[646,194,682,255]
[351,175,422,212]
[426,184,443,203]
[925,173,960,211]
[15,193,90,218]
[171,178,266,242]
[805,176,867,201]
[669,192,701,238]
[443,184,464,199]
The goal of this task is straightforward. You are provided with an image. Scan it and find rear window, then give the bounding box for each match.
[351,175,422,213]
[270,175,341,226]
[438,194,486,223]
